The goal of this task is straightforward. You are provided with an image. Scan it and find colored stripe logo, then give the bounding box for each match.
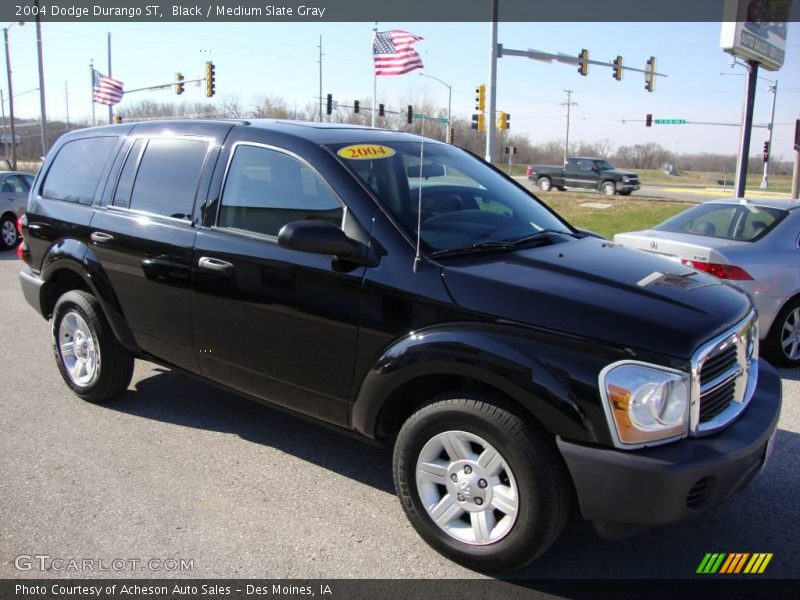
[697,553,773,574]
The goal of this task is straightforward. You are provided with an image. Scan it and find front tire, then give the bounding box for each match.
[764,297,800,367]
[52,290,134,403]
[601,181,617,196]
[393,395,570,573]
[0,213,19,250]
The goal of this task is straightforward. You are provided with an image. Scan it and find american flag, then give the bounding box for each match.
[92,70,124,106]
[373,30,424,76]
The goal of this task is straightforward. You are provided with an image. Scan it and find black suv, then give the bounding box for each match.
[18,120,781,572]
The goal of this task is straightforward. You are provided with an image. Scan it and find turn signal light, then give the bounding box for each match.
[681,259,753,280]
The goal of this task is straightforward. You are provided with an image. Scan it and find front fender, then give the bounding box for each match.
[40,240,139,352]
[351,322,627,445]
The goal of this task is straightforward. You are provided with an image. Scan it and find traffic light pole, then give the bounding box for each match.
[734,60,759,198]
[485,0,498,163]
[760,80,777,189]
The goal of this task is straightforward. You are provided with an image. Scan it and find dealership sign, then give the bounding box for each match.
[720,0,790,71]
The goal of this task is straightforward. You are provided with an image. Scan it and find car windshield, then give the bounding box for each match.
[329,140,572,253]
[654,203,787,242]
[594,160,615,171]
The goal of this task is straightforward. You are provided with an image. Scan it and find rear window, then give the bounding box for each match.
[654,203,786,242]
[42,137,118,205]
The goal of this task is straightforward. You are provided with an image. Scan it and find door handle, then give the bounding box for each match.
[90,231,114,244]
[198,256,234,272]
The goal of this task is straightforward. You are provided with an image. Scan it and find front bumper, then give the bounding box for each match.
[618,183,640,191]
[557,359,781,535]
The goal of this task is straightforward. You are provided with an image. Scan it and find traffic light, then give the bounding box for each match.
[645,57,656,92]
[205,62,215,97]
[613,55,623,81]
[475,84,486,112]
[471,113,485,132]
[578,49,589,76]
[354,100,360,114]
[113,114,122,124]
[378,104,385,117]
[175,72,185,95]
[645,113,653,127]
[446,126,454,144]
[407,105,413,125]
[497,111,510,130]
[326,94,333,115]
[763,141,770,162]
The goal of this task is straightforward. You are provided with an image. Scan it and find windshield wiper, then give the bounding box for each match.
[429,230,573,259]
[428,240,518,259]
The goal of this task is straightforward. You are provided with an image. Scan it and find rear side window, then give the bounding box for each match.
[127,138,209,220]
[218,144,343,237]
[42,136,118,205]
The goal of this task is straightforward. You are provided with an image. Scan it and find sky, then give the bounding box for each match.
[4,21,800,160]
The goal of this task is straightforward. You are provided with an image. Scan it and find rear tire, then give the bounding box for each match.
[52,290,134,403]
[537,177,552,192]
[0,213,18,250]
[393,394,570,573]
[764,297,800,367]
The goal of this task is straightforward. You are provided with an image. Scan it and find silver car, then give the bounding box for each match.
[614,198,800,367]
[0,171,34,250]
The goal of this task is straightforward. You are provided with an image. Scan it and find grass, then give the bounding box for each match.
[535,191,688,239]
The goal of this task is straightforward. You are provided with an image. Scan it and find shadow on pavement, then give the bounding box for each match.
[105,367,395,494]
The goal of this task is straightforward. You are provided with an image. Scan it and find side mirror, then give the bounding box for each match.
[278,220,373,264]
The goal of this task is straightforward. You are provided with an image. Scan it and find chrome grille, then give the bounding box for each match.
[691,312,759,435]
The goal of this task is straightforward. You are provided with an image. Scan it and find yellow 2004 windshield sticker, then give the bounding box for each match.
[337,144,395,160]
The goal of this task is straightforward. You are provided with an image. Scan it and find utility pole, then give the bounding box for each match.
[734,60,759,198]
[64,81,69,128]
[0,90,7,169]
[35,0,47,159]
[560,90,577,164]
[3,23,23,171]
[792,113,800,199]
[760,80,777,189]
[485,0,498,163]
[107,32,112,125]
[317,35,323,122]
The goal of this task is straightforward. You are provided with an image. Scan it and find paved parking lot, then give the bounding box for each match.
[1,250,798,580]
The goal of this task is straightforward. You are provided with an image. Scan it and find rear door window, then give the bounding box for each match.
[41,136,118,205]
[127,138,209,220]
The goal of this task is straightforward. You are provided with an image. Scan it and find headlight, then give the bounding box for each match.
[621,176,631,182]
[599,361,690,447]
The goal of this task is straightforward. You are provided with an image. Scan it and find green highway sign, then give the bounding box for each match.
[413,113,449,124]
[654,119,687,125]
[413,112,425,119]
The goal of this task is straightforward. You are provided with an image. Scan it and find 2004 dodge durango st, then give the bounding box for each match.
[18,120,781,572]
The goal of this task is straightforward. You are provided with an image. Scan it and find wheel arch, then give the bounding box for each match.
[350,325,598,444]
[39,243,139,353]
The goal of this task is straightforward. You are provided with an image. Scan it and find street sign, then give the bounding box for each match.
[412,113,449,124]
[654,119,686,125]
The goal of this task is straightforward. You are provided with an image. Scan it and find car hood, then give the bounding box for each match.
[441,237,751,359]
[602,169,638,178]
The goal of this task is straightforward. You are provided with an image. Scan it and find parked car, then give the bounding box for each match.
[614,198,800,367]
[0,171,34,250]
[18,121,780,572]
[526,157,640,196]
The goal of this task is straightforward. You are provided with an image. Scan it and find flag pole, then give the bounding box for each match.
[371,23,377,128]
[107,32,112,124]
[90,60,96,126]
